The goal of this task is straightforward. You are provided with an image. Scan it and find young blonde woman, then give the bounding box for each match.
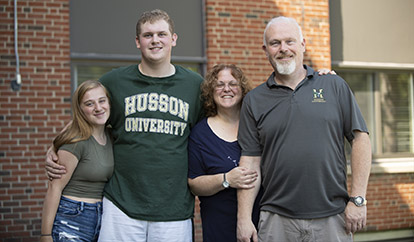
[40,80,114,241]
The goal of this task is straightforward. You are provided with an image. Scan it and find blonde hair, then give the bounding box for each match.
[53,80,110,151]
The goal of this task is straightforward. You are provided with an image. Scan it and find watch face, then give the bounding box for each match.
[223,181,230,188]
[351,196,366,206]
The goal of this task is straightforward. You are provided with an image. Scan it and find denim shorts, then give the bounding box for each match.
[52,196,102,242]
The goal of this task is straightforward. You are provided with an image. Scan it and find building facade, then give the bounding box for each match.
[0,0,413,241]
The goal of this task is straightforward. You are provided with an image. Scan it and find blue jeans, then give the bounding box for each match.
[52,196,102,242]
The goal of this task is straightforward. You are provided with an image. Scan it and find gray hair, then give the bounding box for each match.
[263,16,304,46]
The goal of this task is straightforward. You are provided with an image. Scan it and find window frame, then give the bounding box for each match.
[336,68,414,171]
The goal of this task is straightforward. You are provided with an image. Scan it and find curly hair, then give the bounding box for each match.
[202,64,252,117]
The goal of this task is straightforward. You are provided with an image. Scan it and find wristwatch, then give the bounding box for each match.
[349,196,367,207]
[222,173,230,188]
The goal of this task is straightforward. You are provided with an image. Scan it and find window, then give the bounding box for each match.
[339,70,414,158]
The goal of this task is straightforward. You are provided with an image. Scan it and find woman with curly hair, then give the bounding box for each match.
[188,64,261,242]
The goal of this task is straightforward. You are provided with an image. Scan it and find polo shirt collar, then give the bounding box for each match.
[266,65,315,88]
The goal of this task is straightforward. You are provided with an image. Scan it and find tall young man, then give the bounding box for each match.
[47,9,203,241]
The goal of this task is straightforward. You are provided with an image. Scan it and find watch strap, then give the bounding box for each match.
[349,196,367,206]
[222,173,230,188]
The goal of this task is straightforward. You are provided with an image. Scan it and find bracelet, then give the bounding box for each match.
[40,234,52,236]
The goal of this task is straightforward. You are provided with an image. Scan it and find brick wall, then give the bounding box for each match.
[205,0,331,87]
[363,173,414,230]
[0,0,71,241]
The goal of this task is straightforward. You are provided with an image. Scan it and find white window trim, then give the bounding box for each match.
[333,60,414,70]
[347,157,414,174]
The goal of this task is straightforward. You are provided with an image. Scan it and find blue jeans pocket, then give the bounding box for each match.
[52,196,102,242]
[57,203,82,217]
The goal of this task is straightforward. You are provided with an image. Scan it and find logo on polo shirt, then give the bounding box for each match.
[312,88,326,103]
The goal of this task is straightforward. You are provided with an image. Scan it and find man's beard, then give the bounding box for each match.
[276,59,296,75]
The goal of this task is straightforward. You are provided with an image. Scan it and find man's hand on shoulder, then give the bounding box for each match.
[45,146,66,180]
[317,69,336,75]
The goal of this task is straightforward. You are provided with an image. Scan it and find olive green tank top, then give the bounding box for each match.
[60,131,114,199]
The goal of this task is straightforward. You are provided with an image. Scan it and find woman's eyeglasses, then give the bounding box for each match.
[215,82,240,91]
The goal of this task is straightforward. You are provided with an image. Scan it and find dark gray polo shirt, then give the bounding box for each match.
[238,65,368,219]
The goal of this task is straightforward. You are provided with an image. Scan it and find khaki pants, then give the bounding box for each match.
[258,211,353,242]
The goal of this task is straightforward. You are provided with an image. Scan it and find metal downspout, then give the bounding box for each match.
[11,0,21,91]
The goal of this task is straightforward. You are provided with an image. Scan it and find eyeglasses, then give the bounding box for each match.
[215,82,240,91]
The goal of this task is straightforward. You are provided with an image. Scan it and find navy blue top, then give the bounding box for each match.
[188,117,260,242]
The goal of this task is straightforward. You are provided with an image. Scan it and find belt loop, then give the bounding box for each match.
[79,201,84,212]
